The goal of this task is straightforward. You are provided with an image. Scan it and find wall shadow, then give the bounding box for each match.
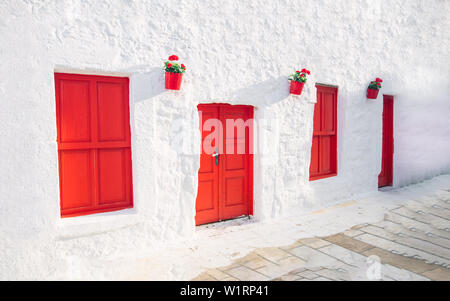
[230,76,290,108]
[130,67,166,103]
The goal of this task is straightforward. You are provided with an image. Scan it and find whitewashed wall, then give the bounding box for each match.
[0,0,449,279]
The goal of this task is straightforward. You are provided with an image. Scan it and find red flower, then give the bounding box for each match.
[181,64,186,69]
[375,78,382,83]
[296,70,300,73]
[300,73,305,77]
[167,63,173,68]
[377,82,381,86]
[168,55,179,61]
[301,68,311,75]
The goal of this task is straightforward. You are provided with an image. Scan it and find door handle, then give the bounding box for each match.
[212,149,219,166]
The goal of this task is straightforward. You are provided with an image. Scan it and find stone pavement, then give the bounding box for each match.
[192,190,450,281]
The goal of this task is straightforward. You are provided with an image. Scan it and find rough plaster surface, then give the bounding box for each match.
[0,0,449,279]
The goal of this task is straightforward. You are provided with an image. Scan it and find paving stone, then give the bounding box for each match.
[381,263,430,281]
[277,255,306,270]
[221,276,239,281]
[192,272,217,281]
[421,267,450,281]
[323,233,375,253]
[343,229,364,237]
[311,276,333,281]
[373,220,450,249]
[404,203,450,221]
[255,261,287,279]
[297,270,320,280]
[359,225,450,260]
[206,268,232,280]
[234,252,261,264]
[226,266,269,281]
[314,268,353,281]
[385,212,450,239]
[392,207,448,230]
[287,245,342,268]
[280,240,303,251]
[254,247,291,263]
[362,247,438,274]
[299,238,331,249]
[355,233,450,266]
[351,223,370,230]
[276,273,302,281]
[289,267,307,274]
[243,256,272,270]
[319,243,368,267]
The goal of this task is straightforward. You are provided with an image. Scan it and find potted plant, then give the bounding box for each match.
[367,78,382,99]
[288,68,310,95]
[164,54,186,90]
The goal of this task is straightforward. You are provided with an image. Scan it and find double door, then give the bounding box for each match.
[196,104,253,225]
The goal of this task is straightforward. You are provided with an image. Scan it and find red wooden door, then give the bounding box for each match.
[55,73,133,217]
[309,85,338,180]
[379,95,394,187]
[196,104,253,225]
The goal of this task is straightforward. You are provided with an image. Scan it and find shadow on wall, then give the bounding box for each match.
[230,76,290,108]
[130,67,166,103]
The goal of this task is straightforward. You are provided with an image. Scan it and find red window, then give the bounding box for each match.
[309,85,338,181]
[54,73,133,217]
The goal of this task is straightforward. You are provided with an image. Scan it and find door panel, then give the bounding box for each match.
[379,95,394,187]
[196,105,220,225]
[196,104,253,225]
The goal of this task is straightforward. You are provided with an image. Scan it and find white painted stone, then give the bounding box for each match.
[0,0,449,279]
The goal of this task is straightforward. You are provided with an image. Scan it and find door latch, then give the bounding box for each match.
[212,148,219,166]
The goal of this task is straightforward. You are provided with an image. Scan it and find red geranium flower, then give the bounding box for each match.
[296,70,300,73]
[300,73,305,77]
[168,55,179,61]
[181,64,186,69]
[167,63,173,68]
[377,82,381,86]
[301,68,311,75]
[375,78,382,83]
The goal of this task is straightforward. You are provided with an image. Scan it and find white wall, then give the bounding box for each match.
[0,0,449,279]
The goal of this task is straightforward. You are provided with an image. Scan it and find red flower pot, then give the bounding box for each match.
[165,72,183,90]
[289,81,305,95]
[367,88,379,99]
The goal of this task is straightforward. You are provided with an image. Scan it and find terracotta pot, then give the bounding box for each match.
[289,81,305,95]
[165,72,183,90]
[367,88,379,99]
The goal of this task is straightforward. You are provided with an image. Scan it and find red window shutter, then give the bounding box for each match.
[55,73,133,217]
[309,85,337,181]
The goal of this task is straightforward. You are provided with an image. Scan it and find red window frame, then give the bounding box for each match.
[309,84,338,181]
[54,73,133,217]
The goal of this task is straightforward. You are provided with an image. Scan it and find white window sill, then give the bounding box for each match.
[55,208,141,240]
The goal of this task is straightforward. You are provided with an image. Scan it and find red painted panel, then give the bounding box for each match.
[309,85,338,181]
[196,104,253,225]
[98,149,126,205]
[310,137,319,174]
[379,95,394,187]
[59,80,91,143]
[196,105,220,225]
[59,150,92,210]
[55,73,133,217]
[97,82,126,142]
